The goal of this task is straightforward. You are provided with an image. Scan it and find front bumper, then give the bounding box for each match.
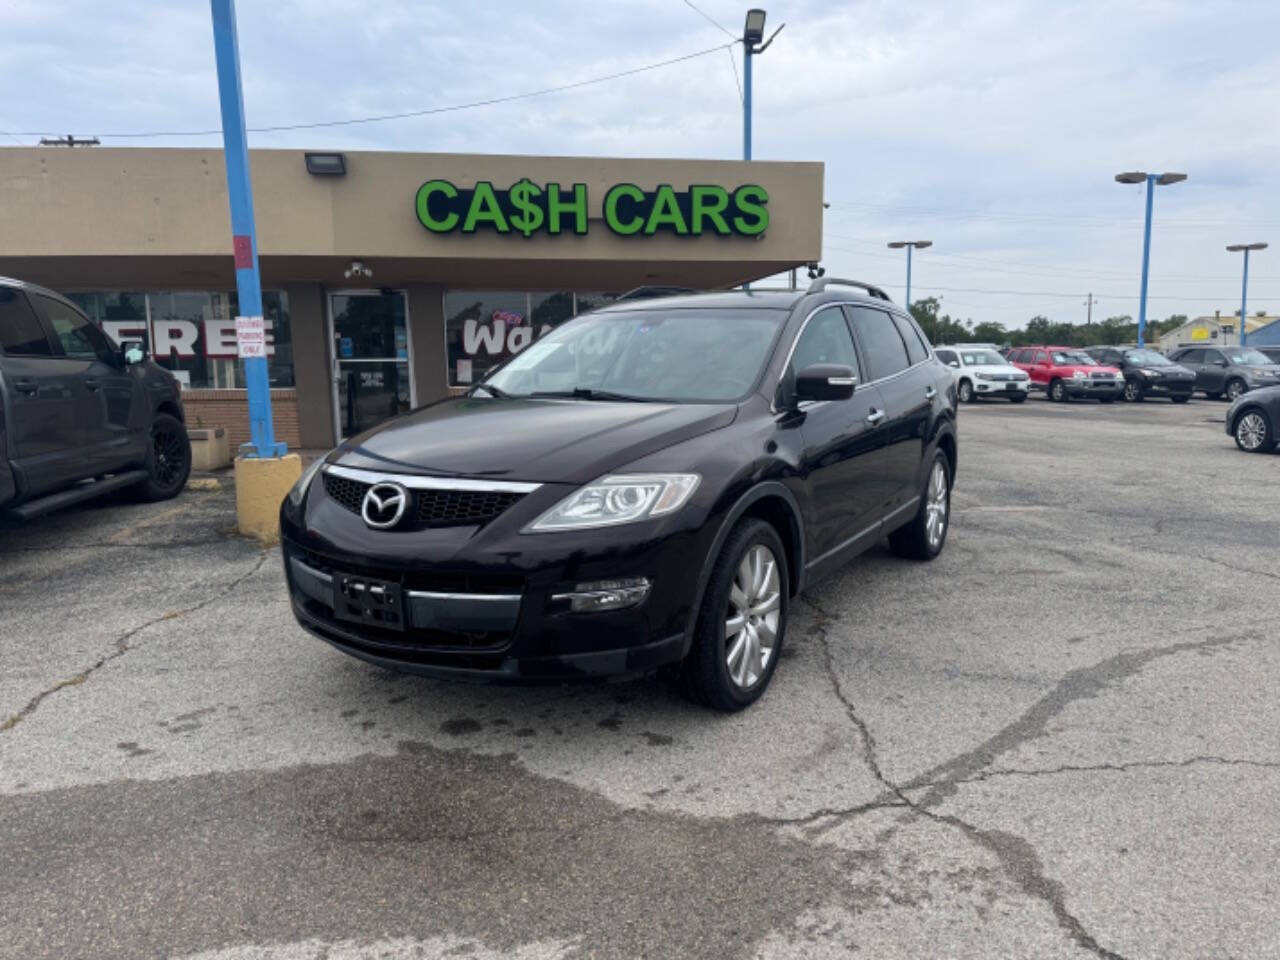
[1064,379,1123,398]
[280,477,711,682]
[971,379,1029,396]
[1136,376,1195,397]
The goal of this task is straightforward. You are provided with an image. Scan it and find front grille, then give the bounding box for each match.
[416,489,525,526]
[323,473,370,513]
[321,471,525,528]
[1090,372,1118,380]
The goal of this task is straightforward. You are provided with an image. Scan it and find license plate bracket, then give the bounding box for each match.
[334,574,406,631]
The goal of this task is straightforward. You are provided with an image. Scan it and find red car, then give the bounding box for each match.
[1007,346,1124,402]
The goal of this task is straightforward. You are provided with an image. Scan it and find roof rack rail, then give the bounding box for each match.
[806,277,893,302]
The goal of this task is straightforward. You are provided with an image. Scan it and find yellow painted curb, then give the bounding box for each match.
[187,477,222,491]
[234,454,301,544]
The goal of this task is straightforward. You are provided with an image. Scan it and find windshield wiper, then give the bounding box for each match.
[530,387,658,403]
[470,383,512,399]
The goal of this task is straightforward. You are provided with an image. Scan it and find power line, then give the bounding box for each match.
[0,41,738,140]
[726,45,744,104]
[681,0,737,38]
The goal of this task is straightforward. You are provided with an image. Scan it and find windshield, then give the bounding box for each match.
[1224,348,1272,365]
[961,350,1006,366]
[480,308,787,402]
[1125,349,1172,366]
[1051,351,1096,365]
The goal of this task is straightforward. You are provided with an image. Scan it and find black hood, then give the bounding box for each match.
[333,397,738,484]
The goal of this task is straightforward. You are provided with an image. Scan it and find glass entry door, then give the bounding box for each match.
[328,291,413,439]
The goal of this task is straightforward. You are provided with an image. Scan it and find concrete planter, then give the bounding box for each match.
[189,426,231,472]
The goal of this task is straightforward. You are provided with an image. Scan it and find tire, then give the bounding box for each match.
[1123,380,1143,402]
[888,451,951,561]
[682,518,788,712]
[1226,379,1248,402]
[1172,396,1190,404]
[1009,394,1026,403]
[957,379,974,403]
[1234,409,1276,453]
[1204,391,1223,401]
[134,413,191,502]
[1049,378,1068,402]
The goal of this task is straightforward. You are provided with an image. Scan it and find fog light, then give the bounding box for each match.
[552,577,651,613]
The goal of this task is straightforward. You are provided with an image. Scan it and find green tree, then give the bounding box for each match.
[909,297,969,344]
[970,321,1008,343]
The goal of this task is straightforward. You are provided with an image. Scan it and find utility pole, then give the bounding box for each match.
[1084,293,1097,326]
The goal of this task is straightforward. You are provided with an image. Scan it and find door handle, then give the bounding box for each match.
[83,379,101,391]
[866,408,886,425]
[14,379,39,396]
[925,386,937,400]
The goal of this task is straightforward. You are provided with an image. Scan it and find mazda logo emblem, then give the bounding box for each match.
[361,482,408,529]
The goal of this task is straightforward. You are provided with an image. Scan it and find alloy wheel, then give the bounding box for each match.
[724,544,781,690]
[1124,381,1141,401]
[1227,380,1246,401]
[151,424,186,488]
[925,459,949,549]
[1237,413,1268,451]
[958,380,972,403]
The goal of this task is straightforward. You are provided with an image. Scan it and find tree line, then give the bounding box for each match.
[906,296,1189,348]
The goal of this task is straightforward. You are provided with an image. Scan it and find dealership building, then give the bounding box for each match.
[0,147,823,449]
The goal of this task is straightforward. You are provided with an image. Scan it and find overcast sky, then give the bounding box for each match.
[5,0,1279,329]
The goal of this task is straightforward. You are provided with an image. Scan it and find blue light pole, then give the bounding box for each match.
[888,240,932,308]
[1227,242,1268,346]
[741,9,783,163]
[211,0,285,458]
[1115,170,1187,348]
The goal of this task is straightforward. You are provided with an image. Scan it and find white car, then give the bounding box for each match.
[935,345,1030,403]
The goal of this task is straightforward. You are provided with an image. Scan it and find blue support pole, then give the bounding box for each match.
[1136,174,1156,349]
[905,243,913,309]
[210,0,284,458]
[1240,248,1250,347]
[743,45,752,162]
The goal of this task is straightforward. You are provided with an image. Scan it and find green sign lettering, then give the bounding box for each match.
[414,179,770,238]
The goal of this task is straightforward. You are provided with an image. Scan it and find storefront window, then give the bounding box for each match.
[444,290,616,386]
[68,290,293,389]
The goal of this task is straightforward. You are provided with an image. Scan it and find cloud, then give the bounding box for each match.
[2,0,1277,327]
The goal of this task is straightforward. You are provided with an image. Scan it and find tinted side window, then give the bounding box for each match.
[0,287,55,356]
[848,307,910,381]
[891,313,928,364]
[1035,351,1050,364]
[789,307,858,376]
[935,349,958,365]
[37,295,116,364]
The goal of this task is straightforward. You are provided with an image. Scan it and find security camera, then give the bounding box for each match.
[344,259,372,279]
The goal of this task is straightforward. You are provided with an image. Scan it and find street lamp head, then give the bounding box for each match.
[887,241,907,249]
[1156,172,1187,186]
[1227,242,1269,252]
[1115,171,1148,184]
[744,8,767,46]
[914,241,933,249]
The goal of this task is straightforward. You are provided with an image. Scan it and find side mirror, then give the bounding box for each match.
[948,360,961,369]
[120,340,146,365]
[795,363,856,402]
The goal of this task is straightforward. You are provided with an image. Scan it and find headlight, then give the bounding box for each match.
[526,473,700,532]
[287,457,326,509]
[1072,370,1087,379]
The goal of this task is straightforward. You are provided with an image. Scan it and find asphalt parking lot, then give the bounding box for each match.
[1,397,1277,960]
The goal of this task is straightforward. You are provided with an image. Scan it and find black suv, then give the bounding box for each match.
[0,277,189,518]
[282,280,958,711]
[1083,345,1195,402]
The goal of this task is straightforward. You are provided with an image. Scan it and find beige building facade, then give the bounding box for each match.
[0,147,824,448]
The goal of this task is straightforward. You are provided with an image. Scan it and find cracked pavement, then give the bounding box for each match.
[1,399,1277,959]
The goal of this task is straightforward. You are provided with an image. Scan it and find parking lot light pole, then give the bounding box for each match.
[211,0,284,459]
[1227,243,1268,346]
[1115,171,1187,348]
[888,241,932,308]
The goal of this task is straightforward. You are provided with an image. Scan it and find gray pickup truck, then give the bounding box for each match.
[0,276,190,518]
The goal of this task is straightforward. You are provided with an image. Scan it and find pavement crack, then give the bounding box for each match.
[800,592,1134,960]
[932,755,1280,785]
[1,551,270,733]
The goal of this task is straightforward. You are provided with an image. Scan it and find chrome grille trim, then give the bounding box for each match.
[324,464,541,494]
